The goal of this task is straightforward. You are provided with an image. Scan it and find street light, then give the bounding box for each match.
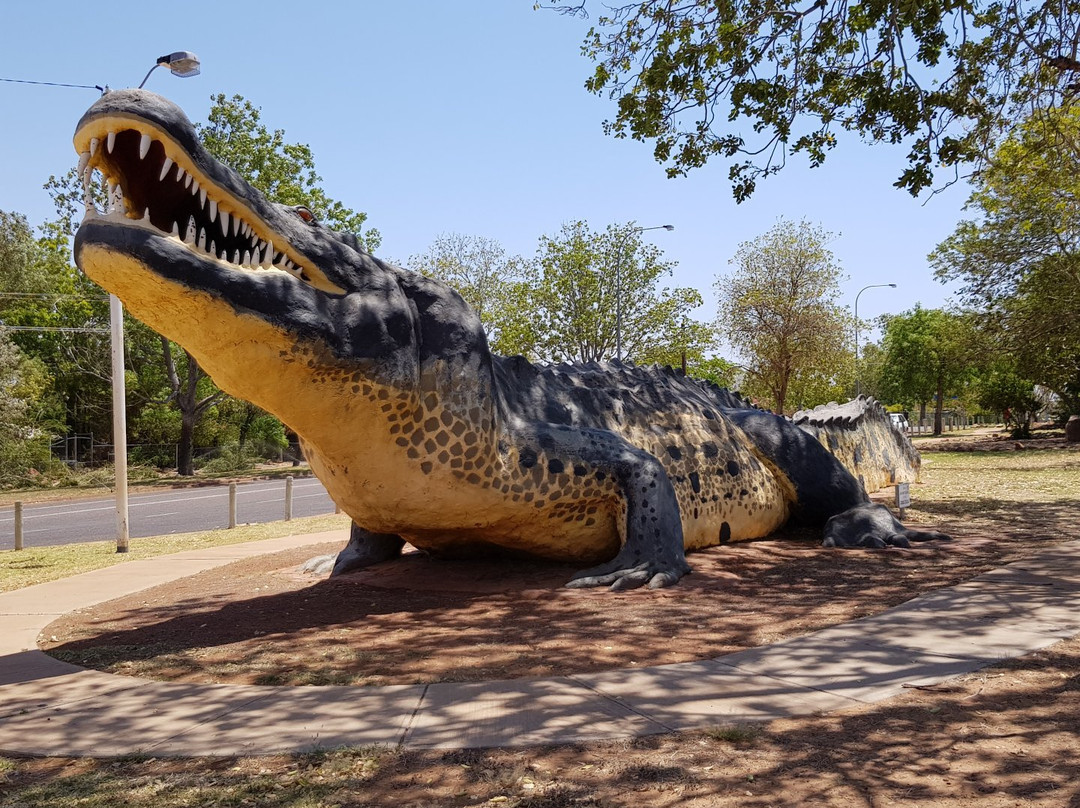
[615,224,674,361]
[111,52,202,552]
[137,51,201,88]
[854,282,897,397]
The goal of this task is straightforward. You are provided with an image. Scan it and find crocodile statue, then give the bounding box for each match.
[71,90,947,590]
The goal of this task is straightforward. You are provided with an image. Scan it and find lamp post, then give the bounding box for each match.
[109,52,201,553]
[615,224,674,361]
[854,282,897,397]
[137,51,201,88]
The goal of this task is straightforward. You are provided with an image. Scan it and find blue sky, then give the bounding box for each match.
[1,1,970,348]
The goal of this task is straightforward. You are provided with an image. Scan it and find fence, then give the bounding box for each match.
[50,438,305,469]
[902,414,1000,435]
[5,474,341,550]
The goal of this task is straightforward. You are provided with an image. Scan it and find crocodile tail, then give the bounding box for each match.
[791,395,921,493]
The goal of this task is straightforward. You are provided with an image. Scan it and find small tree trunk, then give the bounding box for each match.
[933,377,945,436]
[177,415,195,476]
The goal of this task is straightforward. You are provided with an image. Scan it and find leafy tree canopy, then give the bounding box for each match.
[531,221,712,365]
[196,94,380,250]
[714,218,852,413]
[407,233,535,357]
[931,107,1080,414]
[877,306,975,433]
[550,1,1080,200]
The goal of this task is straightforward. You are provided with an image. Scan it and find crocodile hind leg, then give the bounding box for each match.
[302,523,405,576]
[516,422,690,591]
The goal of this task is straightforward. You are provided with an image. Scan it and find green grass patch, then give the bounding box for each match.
[0,513,349,593]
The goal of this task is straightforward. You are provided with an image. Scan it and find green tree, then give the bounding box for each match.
[688,355,740,390]
[974,359,1041,437]
[407,233,535,357]
[0,331,55,484]
[196,94,380,249]
[530,221,712,365]
[856,340,888,403]
[931,107,1080,416]
[552,1,1080,199]
[877,307,974,434]
[714,219,853,413]
[1,212,110,444]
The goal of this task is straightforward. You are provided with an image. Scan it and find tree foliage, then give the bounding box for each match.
[530,221,712,365]
[931,107,1080,415]
[552,1,1080,200]
[877,306,974,434]
[407,233,535,357]
[0,331,55,483]
[974,359,1041,437]
[196,94,381,250]
[715,219,852,413]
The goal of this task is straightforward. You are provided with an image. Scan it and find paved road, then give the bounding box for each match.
[0,477,338,550]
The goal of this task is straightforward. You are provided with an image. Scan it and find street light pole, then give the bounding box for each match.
[854,282,897,397]
[107,51,202,553]
[615,223,674,361]
[109,294,129,552]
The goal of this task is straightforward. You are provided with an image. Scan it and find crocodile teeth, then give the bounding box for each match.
[77,123,322,288]
[107,181,121,213]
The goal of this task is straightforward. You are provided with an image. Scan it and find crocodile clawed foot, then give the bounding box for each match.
[566,559,691,591]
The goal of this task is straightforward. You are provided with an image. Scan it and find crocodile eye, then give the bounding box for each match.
[294,206,318,224]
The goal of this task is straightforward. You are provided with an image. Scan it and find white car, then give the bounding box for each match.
[889,413,909,431]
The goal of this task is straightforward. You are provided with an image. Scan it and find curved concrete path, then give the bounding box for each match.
[1,532,1079,757]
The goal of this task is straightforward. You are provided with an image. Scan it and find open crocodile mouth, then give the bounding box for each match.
[75,114,343,293]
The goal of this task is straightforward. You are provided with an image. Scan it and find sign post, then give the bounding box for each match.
[895,482,911,520]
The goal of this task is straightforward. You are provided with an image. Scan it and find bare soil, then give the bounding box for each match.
[7,433,1079,806]
[41,436,1079,687]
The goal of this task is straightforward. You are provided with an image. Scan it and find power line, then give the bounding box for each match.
[0,77,104,92]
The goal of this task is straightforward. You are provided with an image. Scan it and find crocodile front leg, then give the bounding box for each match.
[303,522,405,576]
[514,422,690,591]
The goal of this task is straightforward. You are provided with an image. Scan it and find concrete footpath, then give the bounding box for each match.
[1,533,1079,757]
